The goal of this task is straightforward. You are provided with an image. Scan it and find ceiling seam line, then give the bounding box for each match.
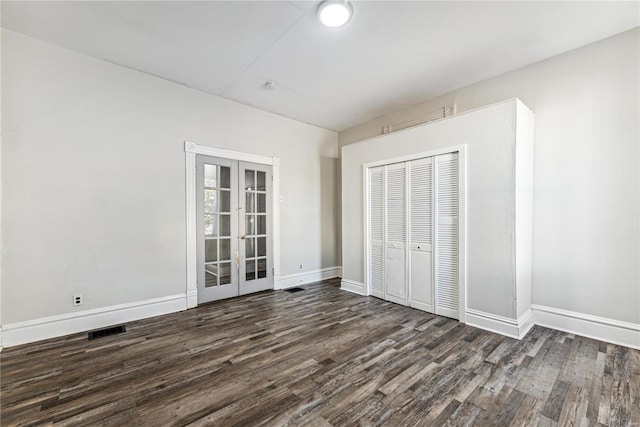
[220,10,308,96]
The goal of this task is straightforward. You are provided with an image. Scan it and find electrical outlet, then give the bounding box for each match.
[73,294,83,306]
[298,264,303,270]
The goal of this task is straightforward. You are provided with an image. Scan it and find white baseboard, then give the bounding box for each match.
[340,279,366,295]
[3,285,638,352]
[519,309,535,339]
[1,294,187,348]
[275,266,342,290]
[532,304,640,350]
[466,308,534,340]
[186,289,198,309]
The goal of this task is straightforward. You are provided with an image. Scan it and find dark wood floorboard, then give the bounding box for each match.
[1,279,638,426]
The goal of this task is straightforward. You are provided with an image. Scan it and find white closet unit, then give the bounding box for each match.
[367,152,461,319]
[346,99,535,339]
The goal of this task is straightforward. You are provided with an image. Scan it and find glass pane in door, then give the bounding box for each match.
[257,258,267,278]
[220,215,230,236]
[205,214,216,236]
[246,193,255,213]
[257,237,266,257]
[219,262,231,285]
[220,190,231,213]
[205,240,217,262]
[204,166,217,187]
[245,215,255,235]
[257,215,266,235]
[204,189,217,212]
[220,166,230,188]
[246,238,255,258]
[219,239,231,261]
[246,260,256,281]
[245,170,255,190]
[205,264,217,287]
[257,193,266,213]
[256,171,266,191]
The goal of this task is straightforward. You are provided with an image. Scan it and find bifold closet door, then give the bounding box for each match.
[434,153,459,319]
[368,167,385,299]
[385,162,407,305]
[409,158,434,312]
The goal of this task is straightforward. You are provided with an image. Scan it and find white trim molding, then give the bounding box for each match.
[533,305,640,350]
[276,267,342,290]
[466,308,534,340]
[184,141,281,306]
[1,294,187,348]
[340,279,366,295]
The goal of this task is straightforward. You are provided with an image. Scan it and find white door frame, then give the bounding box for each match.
[184,141,281,308]
[363,144,467,323]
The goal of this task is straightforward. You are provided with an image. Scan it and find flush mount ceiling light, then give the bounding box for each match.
[317,0,353,28]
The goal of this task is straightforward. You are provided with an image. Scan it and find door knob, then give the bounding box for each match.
[240,235,246,239]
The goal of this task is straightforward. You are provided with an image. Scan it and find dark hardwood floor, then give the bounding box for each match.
[1,279,638,426]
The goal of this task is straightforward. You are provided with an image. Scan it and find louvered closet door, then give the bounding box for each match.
[409,158,434,313]
[385,162,407,305]
[434,153,459,319]
[368,167,385,299]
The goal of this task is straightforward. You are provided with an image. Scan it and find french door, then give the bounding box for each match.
[196,155,273,303]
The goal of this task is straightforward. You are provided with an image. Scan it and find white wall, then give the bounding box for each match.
[1,30,339,325]
[340,29,640,325]
[0,16,3,335]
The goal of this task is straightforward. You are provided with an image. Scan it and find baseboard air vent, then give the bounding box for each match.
[88,325,127,340]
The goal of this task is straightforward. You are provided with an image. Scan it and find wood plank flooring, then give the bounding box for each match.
[1,279,639,426]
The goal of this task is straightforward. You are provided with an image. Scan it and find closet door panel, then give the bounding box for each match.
[409,158,434,312]
[385,163,407,304]
[368,167,385,298]
[435,153,459,319]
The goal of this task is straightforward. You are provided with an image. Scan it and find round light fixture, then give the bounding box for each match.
[317,0,353,28]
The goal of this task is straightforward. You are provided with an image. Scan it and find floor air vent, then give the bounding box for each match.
[88,325,126,340]
[285,287,305,293]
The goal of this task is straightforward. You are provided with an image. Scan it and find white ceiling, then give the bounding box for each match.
[2,1,638,131]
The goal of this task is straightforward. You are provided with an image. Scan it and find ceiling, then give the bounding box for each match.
[2,1,638,131]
